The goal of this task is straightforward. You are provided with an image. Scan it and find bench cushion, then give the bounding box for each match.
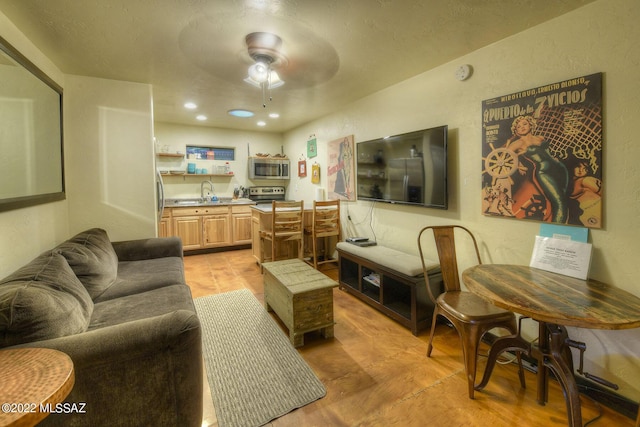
[336,242,439,277]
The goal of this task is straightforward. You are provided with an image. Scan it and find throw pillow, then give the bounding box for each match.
[0,251,94,348]
[55,228,119,299]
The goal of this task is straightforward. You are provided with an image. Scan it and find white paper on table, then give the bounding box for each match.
[529,236,592,280]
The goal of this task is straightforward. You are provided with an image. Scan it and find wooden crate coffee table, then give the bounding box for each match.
[262,259,338,347]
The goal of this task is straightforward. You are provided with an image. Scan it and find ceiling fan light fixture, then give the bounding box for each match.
[244,32,287,107]
[268,70,284,88]
[248,62,269,83]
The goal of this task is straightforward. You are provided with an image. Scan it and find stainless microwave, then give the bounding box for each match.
[248,157,290,180]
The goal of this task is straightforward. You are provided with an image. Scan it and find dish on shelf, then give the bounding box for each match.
[170,170,185,175]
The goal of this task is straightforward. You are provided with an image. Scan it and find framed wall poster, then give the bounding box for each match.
[327,135,355,201]
[298,160,307,177]
[481,73,603,228]
[311,163,320,184]
[307,135,317,158]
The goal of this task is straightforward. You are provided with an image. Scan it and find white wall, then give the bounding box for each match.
[154,122,284,199]
[0,10,69,277]
[64,75,156,241]
[283,0,640,402]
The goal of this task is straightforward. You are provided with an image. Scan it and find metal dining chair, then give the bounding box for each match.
[304,199,341,269]
[417,225,525,399]
[260,200,304,262]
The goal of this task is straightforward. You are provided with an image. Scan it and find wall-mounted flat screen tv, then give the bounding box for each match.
[356,125,448,209]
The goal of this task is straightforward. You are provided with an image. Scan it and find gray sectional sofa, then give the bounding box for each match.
[0,228,203,426]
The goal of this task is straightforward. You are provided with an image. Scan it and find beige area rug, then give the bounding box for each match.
[194,289,326,427]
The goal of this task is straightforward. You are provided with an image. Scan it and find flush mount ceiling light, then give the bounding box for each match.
[228,109,255,118]
[244,32,287,108]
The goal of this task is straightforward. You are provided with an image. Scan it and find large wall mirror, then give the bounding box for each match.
[0,35,64,212]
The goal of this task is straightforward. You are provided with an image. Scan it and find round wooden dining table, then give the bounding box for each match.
[0,347,74,427]
[462,264,640,427]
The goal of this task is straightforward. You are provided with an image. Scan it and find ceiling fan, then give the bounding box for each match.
[243,32,288,107]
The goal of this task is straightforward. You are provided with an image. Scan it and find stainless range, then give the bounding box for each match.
[248,186,286,204]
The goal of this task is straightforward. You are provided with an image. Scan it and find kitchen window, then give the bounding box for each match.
[186,146,235,161]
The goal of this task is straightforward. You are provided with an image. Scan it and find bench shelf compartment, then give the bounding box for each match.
[337,247,442,336]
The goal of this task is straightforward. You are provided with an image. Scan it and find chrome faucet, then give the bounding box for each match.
[200,180,215,200]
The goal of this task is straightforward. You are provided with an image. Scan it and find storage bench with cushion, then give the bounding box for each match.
[0,228,202,427]
[336,242,442,335]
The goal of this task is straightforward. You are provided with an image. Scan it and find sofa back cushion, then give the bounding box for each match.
[55,228,119,299]
[0,251,94,348]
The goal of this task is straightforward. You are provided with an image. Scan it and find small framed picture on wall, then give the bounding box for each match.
[298,160,307,177]
[311,163,320,184]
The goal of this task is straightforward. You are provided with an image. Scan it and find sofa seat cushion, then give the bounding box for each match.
[92,257,185,302]
[55,228,119,300]
[0,252,94,348]
[88,284,195,330]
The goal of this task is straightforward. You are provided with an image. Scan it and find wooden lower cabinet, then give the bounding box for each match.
[173,215,203,250]
[203,214,230,247]
[166,205,253,251]
[158,211,172,237]
[231,205,252,244]
[251,210,262,262]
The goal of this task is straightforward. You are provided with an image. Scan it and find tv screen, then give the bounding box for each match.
[356,125,448,209]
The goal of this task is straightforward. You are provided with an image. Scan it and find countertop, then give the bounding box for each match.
[164,198,256,208]
[251,203,311,213]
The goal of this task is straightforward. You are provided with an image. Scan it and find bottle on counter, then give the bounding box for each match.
[224,162,230,174]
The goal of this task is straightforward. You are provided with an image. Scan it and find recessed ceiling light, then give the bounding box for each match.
[184,102,197,109]
[257,121,266,127]
[268,112,280,118]
[196,115,207,121]
[228,109,255,118]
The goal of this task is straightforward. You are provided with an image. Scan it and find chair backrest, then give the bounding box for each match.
[312,200,341,239]
[417,225,482,301]
[271,200,304,237]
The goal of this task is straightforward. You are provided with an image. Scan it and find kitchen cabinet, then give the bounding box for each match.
[231,205,252,245]
[158,210,172,237]
[202,207,231,247]
[173,215,202,250]
[166,205,253,251]
[251,209,262,262]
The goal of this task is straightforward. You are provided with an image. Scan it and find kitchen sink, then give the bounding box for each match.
[166,197,252,206]
[171,199,204,205]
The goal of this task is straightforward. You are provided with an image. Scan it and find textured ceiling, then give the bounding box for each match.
[0,0,595,133]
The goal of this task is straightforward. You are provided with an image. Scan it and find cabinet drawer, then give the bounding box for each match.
[231,205,252,214]
[172,206,229,216]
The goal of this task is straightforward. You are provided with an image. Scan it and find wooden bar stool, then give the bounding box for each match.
[260,200,304,262]
[305,200,341,269]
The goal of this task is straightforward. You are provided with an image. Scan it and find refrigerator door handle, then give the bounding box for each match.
[156,170,165,222]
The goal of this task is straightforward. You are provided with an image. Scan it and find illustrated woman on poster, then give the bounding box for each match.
[568,159,602,227]
[332,138,353,199]
[507,115,569,223]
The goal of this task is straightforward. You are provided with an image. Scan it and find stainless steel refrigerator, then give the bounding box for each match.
[388,158,424,203]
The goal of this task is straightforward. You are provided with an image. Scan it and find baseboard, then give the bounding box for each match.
[482,332,639,421]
